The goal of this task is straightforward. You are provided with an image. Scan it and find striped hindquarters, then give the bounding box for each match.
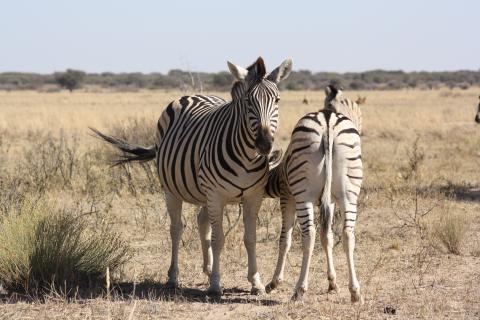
[265,108,362,212]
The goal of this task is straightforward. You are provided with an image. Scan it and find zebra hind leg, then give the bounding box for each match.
[340,197,363,303]
[206,196,225,296]
[292,200,316,301]
[197,206,212,278]
[320,202,337,292]
[266,197,295,293]
[165,192,184,288]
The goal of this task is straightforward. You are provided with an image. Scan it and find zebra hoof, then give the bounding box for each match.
[265,280,279,293]
[206,285,223,297]
[291,287,307,302]
[250,285,266,296]
[351,290,363,304]
[328,282,338,292]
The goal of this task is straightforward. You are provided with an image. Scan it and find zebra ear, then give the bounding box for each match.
[325,85,339,97]
[227,61,248,81]
[267,58,293,83]
[325,85,332,96]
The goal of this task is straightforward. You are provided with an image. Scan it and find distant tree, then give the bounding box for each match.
[54,69,85,92]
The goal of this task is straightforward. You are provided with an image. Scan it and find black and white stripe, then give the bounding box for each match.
[92,57,292,296]
[265,85,363,303]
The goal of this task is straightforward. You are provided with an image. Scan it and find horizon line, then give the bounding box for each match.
[1,68,480,75]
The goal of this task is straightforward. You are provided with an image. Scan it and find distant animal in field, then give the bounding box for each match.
[91,57,293,297]
[355,95,367,105]
[302,96,309,105]
[475,96,480,124]
[264,85,363,303]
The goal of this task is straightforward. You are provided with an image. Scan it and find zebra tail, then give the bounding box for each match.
[320,122,334,234]
[89,127,156,166]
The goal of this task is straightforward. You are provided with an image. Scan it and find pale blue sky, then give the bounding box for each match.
[0,0,478,73]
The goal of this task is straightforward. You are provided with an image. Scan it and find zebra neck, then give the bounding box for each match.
[233,100,262,162]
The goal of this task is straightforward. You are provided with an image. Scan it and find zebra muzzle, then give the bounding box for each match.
[255,127,274,156]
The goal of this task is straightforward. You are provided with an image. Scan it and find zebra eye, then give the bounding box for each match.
[275,97,280,103]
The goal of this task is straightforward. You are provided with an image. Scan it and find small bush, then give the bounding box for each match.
[54,69,85,92]
[432,212,469,255]
[0,201,131,294]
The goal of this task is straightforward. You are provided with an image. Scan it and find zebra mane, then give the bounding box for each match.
[246,57,267,81]
[230,81,248,101]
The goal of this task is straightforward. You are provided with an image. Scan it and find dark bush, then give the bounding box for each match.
[54,69,86,92]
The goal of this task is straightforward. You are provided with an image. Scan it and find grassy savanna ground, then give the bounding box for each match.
[0,87,479,319]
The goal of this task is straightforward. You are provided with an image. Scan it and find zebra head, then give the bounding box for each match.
[475,95,480,124]
[324,84,363,134]
[227,57,293,156]
[324,84,345,106]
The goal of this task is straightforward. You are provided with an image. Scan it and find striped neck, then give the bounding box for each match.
[234,99,262,161]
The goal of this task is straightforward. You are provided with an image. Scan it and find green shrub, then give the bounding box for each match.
[0,201,131,294]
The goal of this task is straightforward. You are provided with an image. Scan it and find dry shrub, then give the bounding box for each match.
[431,212,469,255]
[0,200,131,294]
[19,131,80,193]
[92,117,160,196]
[106,116,156,147]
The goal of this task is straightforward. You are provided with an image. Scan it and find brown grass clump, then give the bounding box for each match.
[0,200,131,294]
[431,211,470,255]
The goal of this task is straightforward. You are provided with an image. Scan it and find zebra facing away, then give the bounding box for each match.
[264,85,363,303]
[92,57,293,296]
[475,95,480,123]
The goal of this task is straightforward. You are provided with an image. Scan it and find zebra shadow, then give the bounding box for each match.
[0,282,281,306]
[435,183,480,203]
[112,282,282,306]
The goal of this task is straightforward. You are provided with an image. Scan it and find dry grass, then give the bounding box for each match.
[0,88,479,319]
[0,200,131,294]
[431,211,471,255]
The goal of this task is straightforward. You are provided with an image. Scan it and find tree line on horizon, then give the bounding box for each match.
[0,68,479,92]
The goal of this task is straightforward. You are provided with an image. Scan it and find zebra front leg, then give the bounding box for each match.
[292,200,316,301]
[206,196,225,296]
[320,202,337,292]
[341,199,362,303]
[197,206,212,278]
[165,192,184,288]
[266,197,295,293]
[242,194,266,295]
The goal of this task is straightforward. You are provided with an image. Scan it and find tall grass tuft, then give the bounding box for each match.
[0,201,131,294]
[432,212,469,255]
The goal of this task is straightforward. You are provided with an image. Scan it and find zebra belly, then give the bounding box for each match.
[158,148,207,204]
